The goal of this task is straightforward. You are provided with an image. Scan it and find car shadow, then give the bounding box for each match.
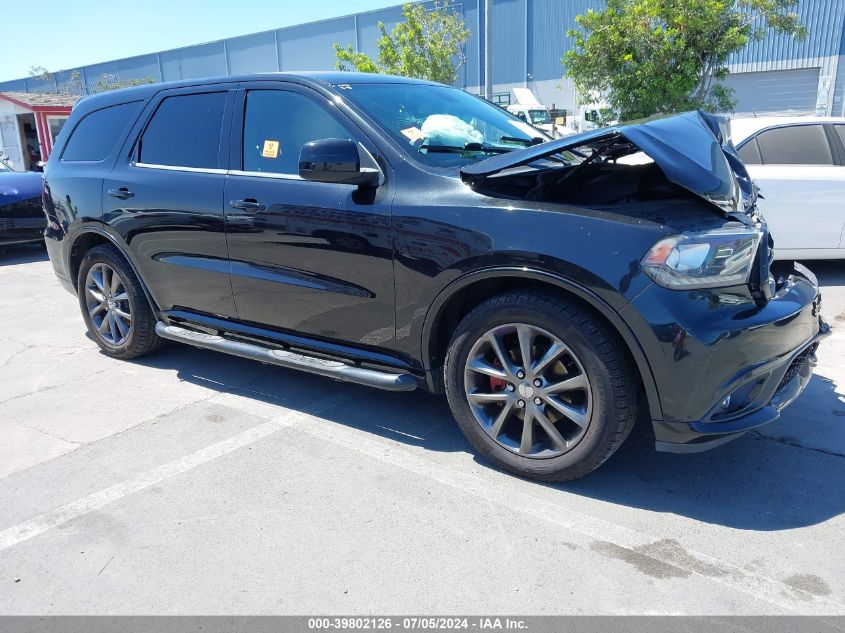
[803,260,845,286]
[0,243,48,266]
[554,372,844,532]
[128,342,845,532]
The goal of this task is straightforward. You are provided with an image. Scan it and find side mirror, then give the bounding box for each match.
[299,138,380,187]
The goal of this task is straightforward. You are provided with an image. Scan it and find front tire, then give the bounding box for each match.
[77,244,163,360]
[444,291,638,482]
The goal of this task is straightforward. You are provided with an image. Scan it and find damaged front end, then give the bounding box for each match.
[461,111,829,451]
[462,110,774,303]
[461,110,758,217]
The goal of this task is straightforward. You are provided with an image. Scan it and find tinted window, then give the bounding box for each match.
[139,92,227,169]
[61,101,142,162]
[835,125,845,152]
[242,90,353,175]
[737,138,762,165]
[755,124,832,165]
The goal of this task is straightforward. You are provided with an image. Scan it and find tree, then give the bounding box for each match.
[334,1,469,84]
[28,65,153,95]
[564,0,807,121]
[29,66,81,94]
[94,73,155,93]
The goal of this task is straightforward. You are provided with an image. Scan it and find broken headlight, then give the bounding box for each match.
[641,227,762,289]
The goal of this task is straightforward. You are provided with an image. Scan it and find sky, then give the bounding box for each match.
[0,0,403,82]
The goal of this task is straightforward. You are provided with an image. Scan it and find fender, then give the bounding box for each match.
[65,222,163,316]
[421,266,663,421]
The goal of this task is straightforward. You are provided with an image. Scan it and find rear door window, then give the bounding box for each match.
[754,124,833,165]
[737,138,762,165]
[241,90,353,175]
[138,92,227,169]
[61,101,142,162]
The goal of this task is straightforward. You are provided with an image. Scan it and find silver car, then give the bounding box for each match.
[732,115,845,260]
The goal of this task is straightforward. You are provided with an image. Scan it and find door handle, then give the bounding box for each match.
[107,187,134,200]
[230,198,265,212]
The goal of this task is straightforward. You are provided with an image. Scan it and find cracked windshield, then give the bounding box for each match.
[339,83,550,166]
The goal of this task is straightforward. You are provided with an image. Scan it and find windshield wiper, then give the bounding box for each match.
[500,136,546,146]
[420,143,516,155]
[551,135,622,187]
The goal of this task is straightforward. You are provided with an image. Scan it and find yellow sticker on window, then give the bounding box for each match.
[400,127,425,142]
[262,140,280,158]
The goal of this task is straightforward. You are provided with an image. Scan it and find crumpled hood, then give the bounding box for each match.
[0,172,44,206]
[461,110,757,216]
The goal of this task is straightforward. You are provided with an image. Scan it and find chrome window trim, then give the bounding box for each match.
[133,162,228,175]
[131,163,307,180]
[228,169,304,180]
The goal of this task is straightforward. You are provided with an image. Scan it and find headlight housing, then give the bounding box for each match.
[641,226,762,289]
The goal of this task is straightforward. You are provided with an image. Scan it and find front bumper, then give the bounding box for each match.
[0,215,46,245]
[653,327,828,452]
[44,233,75,294]
[623,263,830,453]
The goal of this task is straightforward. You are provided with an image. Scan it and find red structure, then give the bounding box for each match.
[0,92,78,169]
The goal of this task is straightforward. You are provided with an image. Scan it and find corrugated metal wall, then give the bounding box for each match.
[226,31,278,74]
[722,68,821,115]
[529,0,600,82]
[462,0,481,89]
[279,17,355,71]
[3,0,844,115]
[834,25,845,115]
[490,0,526,85]
[356,5,405,60]
[729,0,845,70]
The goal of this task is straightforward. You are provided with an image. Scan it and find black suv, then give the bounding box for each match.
[43,73,828,481]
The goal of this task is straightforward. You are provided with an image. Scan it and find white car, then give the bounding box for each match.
[732,115,845,260]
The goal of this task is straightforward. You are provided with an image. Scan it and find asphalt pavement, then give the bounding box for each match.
[0,244,843,615]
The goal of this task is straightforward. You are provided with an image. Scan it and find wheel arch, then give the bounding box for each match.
[421,267,663,421]
[66,223,160,313]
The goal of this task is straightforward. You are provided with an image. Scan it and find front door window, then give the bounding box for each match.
[241,90,355,175]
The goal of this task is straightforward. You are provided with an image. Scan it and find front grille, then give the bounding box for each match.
[775,344,817,394]
[0,217,45,230]
[1,197,43,219]
[0,198,45,239]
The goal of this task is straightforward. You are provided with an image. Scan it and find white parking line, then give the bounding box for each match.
[0,420,286,552]
[290,411,845,615]
[0,389,841,615]
[0,389,352,551]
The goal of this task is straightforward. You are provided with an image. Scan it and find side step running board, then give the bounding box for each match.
[155,322,417,392]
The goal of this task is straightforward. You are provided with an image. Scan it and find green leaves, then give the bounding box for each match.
[28,65,154,95]
[564,0,807,120]
[94,74,155,93]
[334,1,470,85]
[334,45,381,75]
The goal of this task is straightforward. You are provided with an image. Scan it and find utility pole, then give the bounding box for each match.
[484,0,493,100]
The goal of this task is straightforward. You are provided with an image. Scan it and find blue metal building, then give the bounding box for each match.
[2,0,844,117]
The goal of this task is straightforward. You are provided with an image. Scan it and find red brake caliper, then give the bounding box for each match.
[489,358,507,402]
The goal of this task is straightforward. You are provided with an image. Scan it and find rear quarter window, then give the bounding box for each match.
[61,101,142,162]
[138,92,227,169]
[754,124,833,165]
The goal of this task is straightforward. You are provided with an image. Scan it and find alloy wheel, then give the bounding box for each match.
[84,263,132,346]
[463,323,592,458]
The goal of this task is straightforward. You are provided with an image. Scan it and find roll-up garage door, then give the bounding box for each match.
[722,68,820,115]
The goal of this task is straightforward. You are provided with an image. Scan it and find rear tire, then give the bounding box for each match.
[444,290,638,482]
[77,244,164,360]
